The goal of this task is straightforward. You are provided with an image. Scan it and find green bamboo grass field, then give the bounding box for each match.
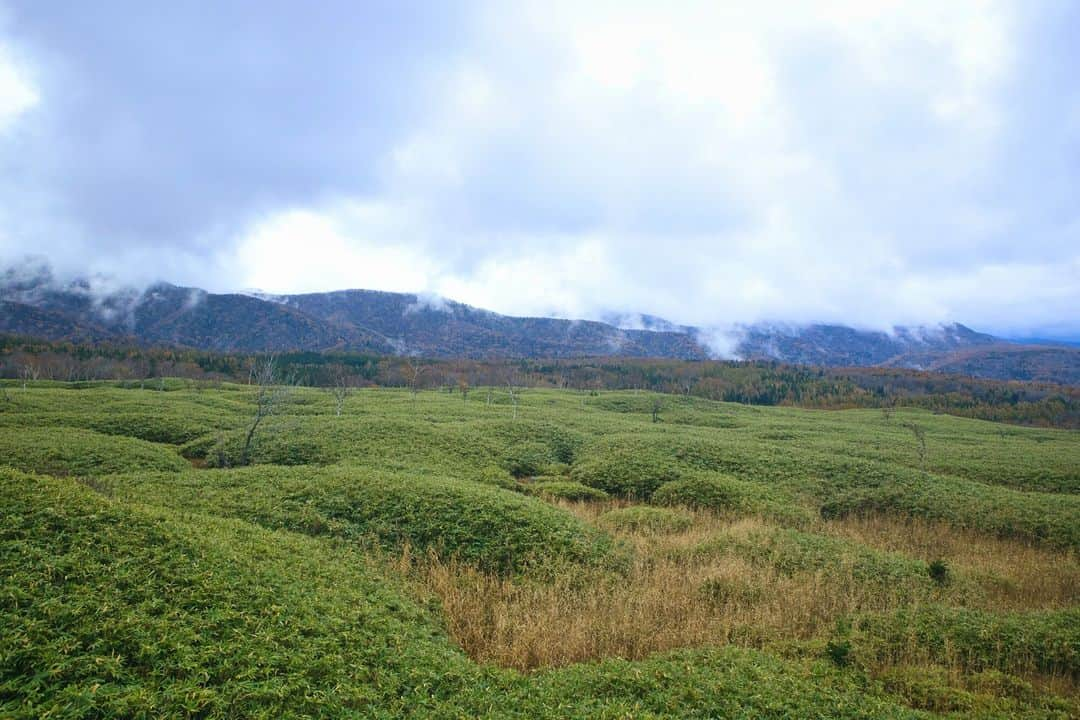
[2,380,1078,718]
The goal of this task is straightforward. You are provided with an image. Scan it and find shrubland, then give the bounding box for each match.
[1,380,1077,718]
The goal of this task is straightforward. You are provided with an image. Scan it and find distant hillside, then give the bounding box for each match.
[880,344,1080,386]
[2,264,1078,384]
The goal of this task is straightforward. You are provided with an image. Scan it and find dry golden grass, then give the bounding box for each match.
[395,502,906,670]
[390,498,1080,708]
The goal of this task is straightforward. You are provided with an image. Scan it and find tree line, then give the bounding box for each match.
[1,335,1076,428]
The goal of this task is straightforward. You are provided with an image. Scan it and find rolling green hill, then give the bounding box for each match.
[1,380,1077,718]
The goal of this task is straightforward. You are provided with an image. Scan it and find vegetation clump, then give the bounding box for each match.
[0,426,189,476]
[841,605,1080,679]
[529,480,610,501]
[652,473,810,525]
[103,466,620,576]
[570,444,682,498]
[599,506,693,534]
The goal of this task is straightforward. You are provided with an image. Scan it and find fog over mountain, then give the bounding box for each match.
[4,262,1078,385]
[0,2,1078,341]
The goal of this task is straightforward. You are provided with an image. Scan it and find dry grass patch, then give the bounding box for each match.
[398,501,936,671]
[394,500,1079,709]
[818,514,1080,610]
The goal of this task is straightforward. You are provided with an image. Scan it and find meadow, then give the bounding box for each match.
[1,378,1078,718]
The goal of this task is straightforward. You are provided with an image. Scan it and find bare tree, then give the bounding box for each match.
[21,361,40,390]
[404,356,426,401]
[903,421,928,472]
[239,356,292,466]
[505,370,521,420]
[332,369,352,416]
[881,395,896,422]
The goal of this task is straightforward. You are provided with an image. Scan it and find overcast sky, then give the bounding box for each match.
[0,1,1078,338]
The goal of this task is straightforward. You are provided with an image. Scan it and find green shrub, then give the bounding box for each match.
[844,605,1080,678]
[0,427,189,476]
[470,464,518,490]
[599,506,693,534]
[826,638,853,668]
[75,411,219,444]
[928,558,950,585]
[0,470,485,718]
[873,665,1078,716]
[530,480,610,501]
[570,447,681,498]
[501,441,554,478]
[652,474,811,524]
[688,526,931,593]
[819,476,1080,551]
[103,466,620,576]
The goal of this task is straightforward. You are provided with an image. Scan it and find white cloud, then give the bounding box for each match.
[226,206,436,295]
[4,0,1077,339]
[0,44,36,131]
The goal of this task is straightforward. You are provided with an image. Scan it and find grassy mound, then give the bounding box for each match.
[501,440,560,477]
[103,466,620,575]
[530,480,610,501]
[689,526,934,592]
[652,474,811,524]
[570,444,682,498]
[840,605,1080,679]
[599,506,693,534]
[820,476,1080,551]
[0,469,480,719]
[0,387,238,444]
[0,427,189,476]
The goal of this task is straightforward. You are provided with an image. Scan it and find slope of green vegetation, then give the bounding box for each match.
[0,426,189,476]
[1,381,1077,718]
[5,336,1079,427]
[1,470,936,719]
[99,465,620,575]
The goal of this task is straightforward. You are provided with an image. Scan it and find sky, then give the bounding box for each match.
[0,1,1078,339]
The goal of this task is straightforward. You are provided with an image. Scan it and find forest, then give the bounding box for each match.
[2,335,1077,428]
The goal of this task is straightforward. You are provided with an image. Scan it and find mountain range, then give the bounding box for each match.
[2,264,1077,385]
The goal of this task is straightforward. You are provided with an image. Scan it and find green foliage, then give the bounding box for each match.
[1,382,1078,717]
[928,559,950,586]
[688,526,933,593]
[843,605,1080,679]
[652,474,811,525]
[0,470,934,719]
[820,475,1080,550]
[0,469,481,719]
[0,426,189,476]
[878,665,1078,717]
[501,440,556,477]
[599,506,693,534]
[826,638,854,667]
[570,438,684,498]
[102,466,619,576]
[530,480,610,501]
